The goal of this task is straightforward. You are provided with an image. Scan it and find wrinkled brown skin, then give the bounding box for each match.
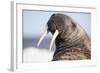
[47,13,91,61]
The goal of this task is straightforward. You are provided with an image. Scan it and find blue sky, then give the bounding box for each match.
[23,10,91,38]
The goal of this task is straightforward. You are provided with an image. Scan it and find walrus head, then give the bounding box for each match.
[37,13,77,52]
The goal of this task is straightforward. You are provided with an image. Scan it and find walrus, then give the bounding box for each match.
[37,13,91,61]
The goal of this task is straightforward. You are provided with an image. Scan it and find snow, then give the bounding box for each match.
[23,47,54,63]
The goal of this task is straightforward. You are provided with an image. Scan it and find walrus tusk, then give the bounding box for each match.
[49,30,59,52]
[37,30,48,47]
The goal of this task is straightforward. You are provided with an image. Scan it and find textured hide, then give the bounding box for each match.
[47,13,91,61]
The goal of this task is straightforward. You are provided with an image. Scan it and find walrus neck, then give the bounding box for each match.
[54,36,85,56]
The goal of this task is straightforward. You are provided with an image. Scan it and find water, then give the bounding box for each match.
[23,37,55,50]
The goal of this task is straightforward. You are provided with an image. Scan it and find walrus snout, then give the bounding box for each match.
[37,14,60,52]
[47,18,57,34]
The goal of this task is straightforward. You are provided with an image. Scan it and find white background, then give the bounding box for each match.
[0,0,100,73]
